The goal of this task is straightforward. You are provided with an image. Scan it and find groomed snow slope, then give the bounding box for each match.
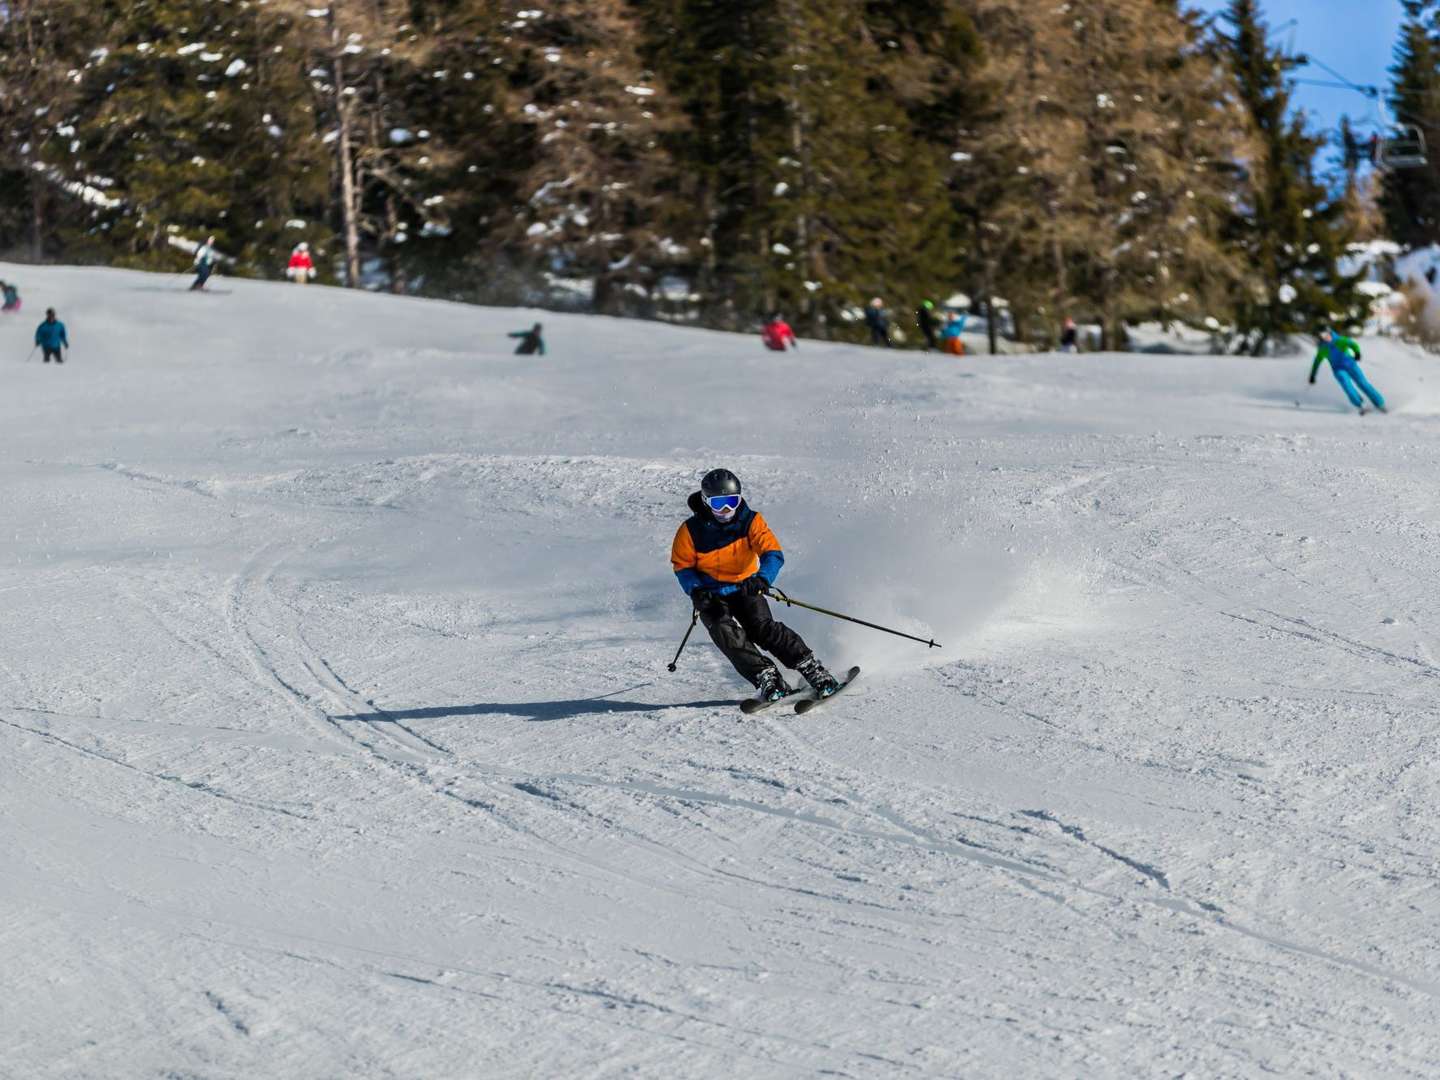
[3,263,1440,1078]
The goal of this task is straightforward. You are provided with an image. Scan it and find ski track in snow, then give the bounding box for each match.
[3,262,1440,1077]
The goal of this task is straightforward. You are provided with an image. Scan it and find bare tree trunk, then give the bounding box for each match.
[783,0,815,331]
[21,2,45,263]
[973,213,999,356]
[329,7,362,288]
[385,193,406,293]
[985,288,998,356]
[30,181,45,262]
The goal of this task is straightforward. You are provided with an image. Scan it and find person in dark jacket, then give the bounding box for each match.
[1059,317,1079,353]
[864,298,892,347]
[35,308,68,363]
[671,468,840,703]
[916,300,939,351]
[509,323,545,355]
[1,280,20,313]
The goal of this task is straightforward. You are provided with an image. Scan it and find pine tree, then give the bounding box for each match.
[951,0,1248,347]
[643,0,953,336]
[862,1,995,344]
[1382,1,1440,246]
[496,0,685,314]
[274,0,511,290]
[59,0,334,273]
[769,0,955,334]
[1222,0,1368,354]
[0,0,108,259]
[640,0,793,324]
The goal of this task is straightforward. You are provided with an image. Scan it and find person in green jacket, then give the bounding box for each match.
[1309,328,1386,415]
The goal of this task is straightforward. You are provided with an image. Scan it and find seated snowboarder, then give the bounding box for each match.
[1310,327,1385,415]
[509,322,545,355]
[761,314,798,352]
[670,468,840,703]
[286,242,315,284]
[940,312,968,355]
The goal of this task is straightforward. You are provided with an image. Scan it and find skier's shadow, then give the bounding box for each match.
[332,686,733,724]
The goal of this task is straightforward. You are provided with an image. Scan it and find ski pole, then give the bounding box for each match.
[769,587,941,649]
[667,610,699,672]
[24,345,36,362]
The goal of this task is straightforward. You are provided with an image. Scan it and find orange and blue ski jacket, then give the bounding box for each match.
[671,492,785,596]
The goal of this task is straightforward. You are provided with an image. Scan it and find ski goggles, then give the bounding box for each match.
[706,494,741,513]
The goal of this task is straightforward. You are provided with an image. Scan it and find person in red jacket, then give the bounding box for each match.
[761,313,798,352]
[286,242,315,284]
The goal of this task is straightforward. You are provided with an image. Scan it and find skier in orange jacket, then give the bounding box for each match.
[671,468,839,702]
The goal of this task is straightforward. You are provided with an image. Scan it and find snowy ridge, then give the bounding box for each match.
[2,263,1440,1076]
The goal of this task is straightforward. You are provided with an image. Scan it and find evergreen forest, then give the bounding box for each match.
[1,0,1434,349]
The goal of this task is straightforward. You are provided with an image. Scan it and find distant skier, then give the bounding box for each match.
[34,308,68,364]
[916,300,939,351]
[286,242,315,284]
[509,322,545,355]
[761,314,798,352]
[1309,327,1385,415]
[1,280,19,314]
[190,235,218,291]
[864,297,892,348]
[671,468,841,703]
[940,312,968,356]
[1059,317,1078,353]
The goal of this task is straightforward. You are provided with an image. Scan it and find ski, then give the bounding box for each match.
[793,666,861,715]
[739,683,808,714]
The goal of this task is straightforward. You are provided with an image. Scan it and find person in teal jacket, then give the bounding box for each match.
[34,308,68,363]
[1309,328,1385,415]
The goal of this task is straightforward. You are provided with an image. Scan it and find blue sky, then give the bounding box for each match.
[1191,0,1406,147]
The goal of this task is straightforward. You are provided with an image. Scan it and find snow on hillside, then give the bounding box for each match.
[3,263,1440,1077]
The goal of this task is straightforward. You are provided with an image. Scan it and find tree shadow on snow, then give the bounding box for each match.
[332,686,734,724]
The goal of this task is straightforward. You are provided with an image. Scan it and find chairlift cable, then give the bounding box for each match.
[1301,54,1378,98]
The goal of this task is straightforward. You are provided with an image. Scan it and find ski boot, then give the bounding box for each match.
[754,666,787,703]
[796,654,840,698]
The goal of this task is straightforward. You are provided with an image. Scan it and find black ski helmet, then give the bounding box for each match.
[701,468,741,499]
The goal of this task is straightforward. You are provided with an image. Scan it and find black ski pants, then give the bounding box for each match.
[696,591,812,686]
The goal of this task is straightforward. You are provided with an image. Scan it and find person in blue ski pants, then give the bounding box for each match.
[1309,328,1385,415]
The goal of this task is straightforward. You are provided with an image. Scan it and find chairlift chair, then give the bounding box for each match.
[1374,124,1428,170]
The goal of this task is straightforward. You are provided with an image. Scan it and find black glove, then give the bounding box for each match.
[691,587,714,610]
[740,575,770,596]
[1308,375,1316,385]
